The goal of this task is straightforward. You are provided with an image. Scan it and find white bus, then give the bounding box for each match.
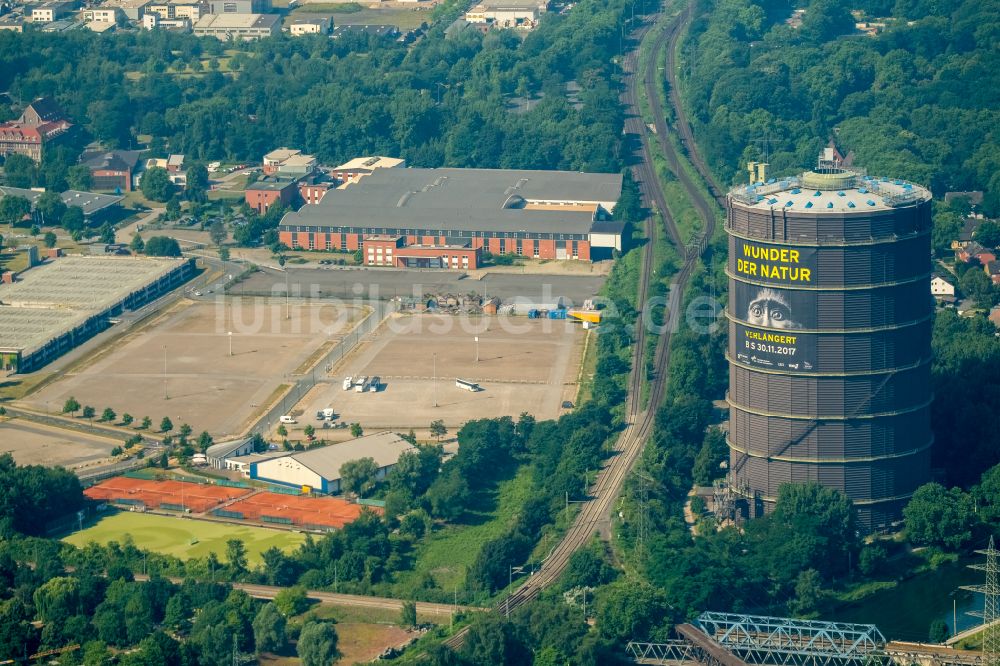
[355,376,370,392]
[455,378,482,392]
[369,376,381,392]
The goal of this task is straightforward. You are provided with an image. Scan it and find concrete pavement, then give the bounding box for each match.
[115,207,165,244]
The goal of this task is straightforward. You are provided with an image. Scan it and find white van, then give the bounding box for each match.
[342,376,353,391]
[279,415,296,424]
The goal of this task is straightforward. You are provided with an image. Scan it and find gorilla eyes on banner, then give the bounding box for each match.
[732,283,818,329]
[731,283,818,372]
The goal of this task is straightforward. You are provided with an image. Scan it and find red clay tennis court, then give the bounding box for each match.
[218,492,379,530]
[85,477,251,513]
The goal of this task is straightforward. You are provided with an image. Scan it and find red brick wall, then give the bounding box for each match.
[363,238,402,265]
[278,231,593,262]
[536,240,556,258]
[93,168,132,192]
[245,190,279,214]
[246,186,295,214]
[299,184,329,205]
[395,247,479,270]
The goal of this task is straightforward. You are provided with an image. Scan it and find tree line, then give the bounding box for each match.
[0,533,340,664]
[681,0,1000,214]
[0,0,644,178]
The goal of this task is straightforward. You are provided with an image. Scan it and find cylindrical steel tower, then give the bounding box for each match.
[725,166,933,529]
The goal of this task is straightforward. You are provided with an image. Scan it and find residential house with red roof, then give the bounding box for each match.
[0,97,73,162]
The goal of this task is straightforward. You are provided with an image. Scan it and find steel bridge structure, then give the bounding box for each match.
[696,612,886,666]
[628,612,984,666]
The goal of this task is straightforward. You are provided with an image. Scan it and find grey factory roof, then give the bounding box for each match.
[0,307,82,354]
[0,256,184,355]
[247,176,298,191]
[0,186,124,217]
[194,13,280,29]
[728,171,931,213]
[281,167,623,235]
[227,450,289,465]
[278,432,415,480]
[206,437,255,461]
[0,256,184,309]
[332,24,399,38]
[481,0,547,7]
[80,149,143,171]
[590,220,626,235]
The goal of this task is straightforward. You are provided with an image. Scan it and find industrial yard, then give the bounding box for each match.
[287,313,587,431]
[238,266,607,307]
[22,297,367,438]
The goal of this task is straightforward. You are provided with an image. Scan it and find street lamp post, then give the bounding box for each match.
[506,565,525,619]
[433,353,438,408]
[163,345,168,400]
[475,336,479,363]
[228,331,233,356]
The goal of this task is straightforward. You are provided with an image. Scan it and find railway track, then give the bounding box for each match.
[444,1,720,648]
[660,3,726,206]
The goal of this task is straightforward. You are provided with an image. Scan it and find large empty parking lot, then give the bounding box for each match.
[288,313,586,431]
[24,298,366,438]
[0,418,115,469]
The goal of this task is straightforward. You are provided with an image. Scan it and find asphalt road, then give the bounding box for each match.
[130,574,484,617]
[238,266,606,307]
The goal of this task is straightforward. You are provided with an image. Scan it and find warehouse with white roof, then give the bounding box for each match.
[249,432,416,494]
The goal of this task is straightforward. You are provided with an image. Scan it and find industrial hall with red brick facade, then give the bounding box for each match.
[277,167,625,265]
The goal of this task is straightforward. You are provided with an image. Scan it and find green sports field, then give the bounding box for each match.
[63,512,306,565]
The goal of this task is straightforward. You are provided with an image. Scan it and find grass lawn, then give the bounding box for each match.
[63,511,305,565]
[395,466,533,600]
[575,328,597,405]
[122,190,161,210]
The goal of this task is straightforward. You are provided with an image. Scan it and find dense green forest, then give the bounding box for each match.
[677,0,1000,488]
[681,0,1000,214]
[0,0,639,175]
